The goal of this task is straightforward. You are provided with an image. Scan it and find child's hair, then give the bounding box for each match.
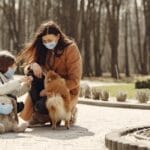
[0,51,16,73]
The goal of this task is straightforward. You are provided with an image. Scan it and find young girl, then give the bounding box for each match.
[0,51,32,114]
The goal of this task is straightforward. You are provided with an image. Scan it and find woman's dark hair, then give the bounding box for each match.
[17,21,73,66]
[0,51,16,73]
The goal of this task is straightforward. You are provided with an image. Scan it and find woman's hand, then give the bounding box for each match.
[31,62,43,78]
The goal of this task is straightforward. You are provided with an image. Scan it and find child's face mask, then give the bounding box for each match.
[4,67,16,79]
[0,103,13,115]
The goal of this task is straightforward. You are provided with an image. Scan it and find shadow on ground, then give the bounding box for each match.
[27,125,95,140]
[0,125,94,140]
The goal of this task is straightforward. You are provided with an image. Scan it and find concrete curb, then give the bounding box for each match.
[105,126,150,150]
[78,98,150,110]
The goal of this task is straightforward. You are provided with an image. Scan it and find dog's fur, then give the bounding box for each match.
[0,97,28,133]
[44,71,72,129]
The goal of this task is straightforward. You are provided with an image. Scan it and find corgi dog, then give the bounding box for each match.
[44,71,72,129]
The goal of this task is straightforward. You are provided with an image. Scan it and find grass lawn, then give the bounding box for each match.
[94,83,149,99]
[83,74,150,99]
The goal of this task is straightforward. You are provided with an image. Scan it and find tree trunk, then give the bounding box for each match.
[93,1,102,76]
[135,0,144,74]
[124,9,130,77]
[142,0,150,74]
[83,0,93,76]
[105,0,121,79]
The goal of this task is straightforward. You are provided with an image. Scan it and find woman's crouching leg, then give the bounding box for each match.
[19,94,33,121]
[20,95,50,126]
[29,99,50,126]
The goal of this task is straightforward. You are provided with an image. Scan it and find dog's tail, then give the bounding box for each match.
[46,94,64,109]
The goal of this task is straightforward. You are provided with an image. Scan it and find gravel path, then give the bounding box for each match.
[0,104,150,150]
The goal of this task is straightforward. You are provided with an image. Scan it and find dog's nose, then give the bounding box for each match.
[1,103,5,105]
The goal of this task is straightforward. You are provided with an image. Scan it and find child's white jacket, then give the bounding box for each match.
[0,72,30,98]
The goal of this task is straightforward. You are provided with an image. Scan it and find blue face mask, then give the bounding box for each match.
[43,41,57,50]
[4,67,16,79]
[0,103,13,115]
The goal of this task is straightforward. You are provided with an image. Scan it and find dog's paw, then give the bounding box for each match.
[65,120,70,129]
[52,124,56,130]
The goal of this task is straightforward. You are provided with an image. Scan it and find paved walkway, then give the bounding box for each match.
[0,104,150,150]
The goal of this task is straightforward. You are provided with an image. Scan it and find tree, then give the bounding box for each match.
[134,0,143,74]
[142,0,150,74]
[124,3,130,77]
[105,0,122,78]
[93,0,107,76]
[128,9,140,73]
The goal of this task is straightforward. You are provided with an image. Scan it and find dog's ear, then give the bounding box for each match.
[51,72,60,80]
[45,71,60,81]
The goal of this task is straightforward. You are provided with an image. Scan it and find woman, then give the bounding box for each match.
[18,21,82,125]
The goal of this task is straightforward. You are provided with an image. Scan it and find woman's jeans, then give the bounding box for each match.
[27,70,48,114]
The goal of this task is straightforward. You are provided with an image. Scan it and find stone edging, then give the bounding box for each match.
[78,98,150,110]
[105,126,150,150]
